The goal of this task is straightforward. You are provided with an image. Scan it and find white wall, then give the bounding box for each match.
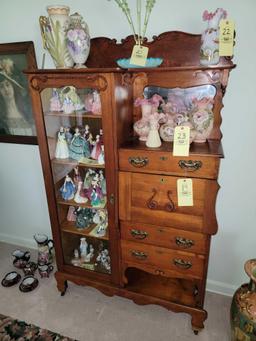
[0,0,255,295]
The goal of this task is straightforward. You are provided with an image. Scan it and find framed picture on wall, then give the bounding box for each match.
[0,41,38,145]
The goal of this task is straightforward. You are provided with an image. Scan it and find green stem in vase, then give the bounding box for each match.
[142,0,156,42]
[112,0,138,44]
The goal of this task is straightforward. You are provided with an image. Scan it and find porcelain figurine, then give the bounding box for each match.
[91,135,101,160]
[60,174,76,201]
[67,12,90,68]
[75,207,93,229]
[83,169,96,190]
[71,249,81,266]
[34,233,54,265]
[83,124,93,150]
[74,181,88,204]
[69,127,90,160]
[146,112,165,148]
[73,166,82,186]
[55,126,69,159]
[87,174,104,207]
[99,170,107,195]
[96,249,111,273]
[97,146,105,165]
[39,5,74,68]
[91,90,101,114]
[189,97,214,143]
[67,206,77,221]
[49,89,62,111]
[231,259,256,341]
[84,92,94,112]
[84,245,94,262]
[65,127,73,144]
[200,8,228,65]
[93,210,108,237]
[60,86,84,113]
[79,237,88,261]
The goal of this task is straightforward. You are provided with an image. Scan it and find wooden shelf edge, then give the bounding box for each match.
[61,221,109,241]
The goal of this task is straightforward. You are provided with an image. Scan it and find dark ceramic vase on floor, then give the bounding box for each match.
[231,259,256,341]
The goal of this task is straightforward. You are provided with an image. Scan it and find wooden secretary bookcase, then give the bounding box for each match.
[26,32,235,333]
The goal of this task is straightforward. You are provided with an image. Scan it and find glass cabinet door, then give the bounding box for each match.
[41,86,111,275]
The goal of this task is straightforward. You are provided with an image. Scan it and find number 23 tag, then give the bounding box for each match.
[173,126,190,156]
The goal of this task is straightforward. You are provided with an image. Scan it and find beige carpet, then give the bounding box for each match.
[0,241,231,341]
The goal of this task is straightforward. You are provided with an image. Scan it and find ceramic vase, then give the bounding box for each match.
[67,12,90,68]
[133,103,152,141]
[200,8,227,66]
[159,114,175,142]
[190,109,214,143]
[231,259,256,341]
[39,5,74,68]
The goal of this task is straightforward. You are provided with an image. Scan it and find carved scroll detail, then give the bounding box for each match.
[193,70,221,83]
[30,76,48,91]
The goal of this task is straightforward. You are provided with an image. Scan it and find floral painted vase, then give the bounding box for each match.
[133,103,152,141]
[159,114,175,142]
[200,8,227,65]
[231,259,256,341]
[189,97,214,143]
[39,5,74,68]
[67,12,90,68]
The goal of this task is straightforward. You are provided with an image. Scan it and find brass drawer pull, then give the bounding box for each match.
[131,229,148,240]
[131,250,148,260]
[155,269,165,276]
[173,258,192,269]
[147,188,175,212]
[175,237,195,249]
[128,157,148,168]
[178,160,202,172]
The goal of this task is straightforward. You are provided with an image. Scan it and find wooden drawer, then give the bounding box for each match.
[121,222,208,254]
[121,240,205,280]
[119,172,218,233]
[119,149,220,179]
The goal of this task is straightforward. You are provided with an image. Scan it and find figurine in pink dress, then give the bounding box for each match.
[91,90,101,114]
[90,135,101,160]
[50,89,62,112]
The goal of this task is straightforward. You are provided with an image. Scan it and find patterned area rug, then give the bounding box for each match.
[0,314,77,341]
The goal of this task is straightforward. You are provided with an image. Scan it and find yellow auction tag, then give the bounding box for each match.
[173,126,190,157]
[177,179,193,207]
[130,44,149,66]
[219,19,235,56]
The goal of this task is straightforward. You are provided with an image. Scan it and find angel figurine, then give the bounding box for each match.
[55,126,69,159]
[59,175,76,201]
[91,90,101,114]
[69,127,90,161]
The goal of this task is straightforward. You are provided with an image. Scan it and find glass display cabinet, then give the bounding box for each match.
[26,31,235,334]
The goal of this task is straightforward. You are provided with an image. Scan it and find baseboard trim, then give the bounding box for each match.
[206,279,237,297]
[0,233,36,249]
